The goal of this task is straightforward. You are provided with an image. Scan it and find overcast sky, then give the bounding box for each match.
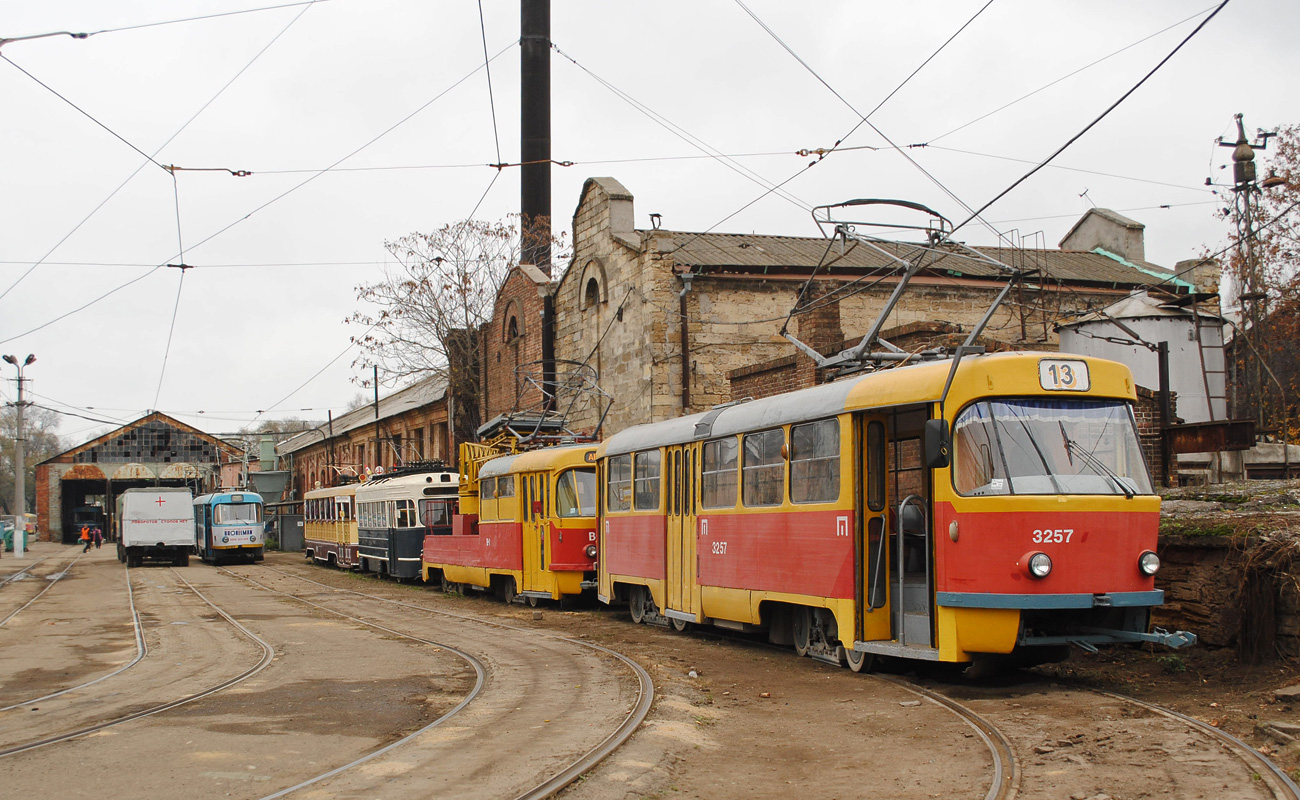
[2,0,1295,446]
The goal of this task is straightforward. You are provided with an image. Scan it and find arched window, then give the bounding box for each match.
[507,315,520,342]
[584,277,600,311]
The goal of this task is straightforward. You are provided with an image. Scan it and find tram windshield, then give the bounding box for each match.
[555,468,597,518]
[953,399,1153,497]
[214,502,262,523]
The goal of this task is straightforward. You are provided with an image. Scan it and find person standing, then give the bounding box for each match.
[92,526,103,549]
[79,525,92,553]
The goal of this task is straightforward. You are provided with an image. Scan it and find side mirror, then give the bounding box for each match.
[924,418,951,469]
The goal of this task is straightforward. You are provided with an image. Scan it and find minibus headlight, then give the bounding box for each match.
[1028,552,1052,579]
[1139,550,1160,576]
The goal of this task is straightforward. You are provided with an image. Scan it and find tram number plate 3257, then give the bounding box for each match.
[1038,359,1090,392]
[1032,529,1074,543]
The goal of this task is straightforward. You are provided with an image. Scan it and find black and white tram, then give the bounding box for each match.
[355,465,459,579]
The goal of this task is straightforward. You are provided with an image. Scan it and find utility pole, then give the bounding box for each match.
[1218,113,1276,435]
[372,365,381,473]
[521,0,556,407]
[3,354,35,559]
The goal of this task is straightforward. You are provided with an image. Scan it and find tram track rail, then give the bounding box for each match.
[1090,687,1300,800]
[0,567,274,758]
[227,565,655,800]
[875,674,1020,800]
[0,552,59,587]
[0,563,147,713]
[0,552,84,627]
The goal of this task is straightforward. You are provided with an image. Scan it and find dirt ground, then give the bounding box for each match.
[3,546,1294,799]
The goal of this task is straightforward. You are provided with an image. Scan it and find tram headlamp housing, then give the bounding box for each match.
[1027,552,1052,579]
[585,544,598,559]
[1138,550,1160,576]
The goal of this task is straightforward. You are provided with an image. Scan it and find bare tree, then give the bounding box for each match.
[349,216,568,433]
[0,404,63,515]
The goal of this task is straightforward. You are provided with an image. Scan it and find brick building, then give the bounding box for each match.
[276,376,452,499]
[478,263,551,424]
[34,412,241,543]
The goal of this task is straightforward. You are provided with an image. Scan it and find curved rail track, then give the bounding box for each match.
[1093,687,1300,800]
[0,564,147,713]
[0,552,84,627]
[227,565,655,800]
[0,568,274,758]
[875,674,1020,800]
[0,552,59,587]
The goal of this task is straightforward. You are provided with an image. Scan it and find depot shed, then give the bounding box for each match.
[35,412,242,544]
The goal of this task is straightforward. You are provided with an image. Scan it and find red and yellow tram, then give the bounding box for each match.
[597,351,1194,670]
[423,443,599,604]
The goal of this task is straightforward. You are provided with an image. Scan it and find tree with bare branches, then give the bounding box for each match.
[349,216,567,436]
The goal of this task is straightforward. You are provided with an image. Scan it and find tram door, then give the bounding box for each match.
[859,416,892,642]
[521,473,544,592]
[665,444,700,619]
[889,414,933,648]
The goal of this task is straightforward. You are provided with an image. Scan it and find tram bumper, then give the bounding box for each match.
[1020,627,1198,652]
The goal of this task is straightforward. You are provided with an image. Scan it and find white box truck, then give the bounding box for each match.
[116,488,194,567]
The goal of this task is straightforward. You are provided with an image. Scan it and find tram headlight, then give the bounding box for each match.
[1138,550,1161,576]
[1027,552,1052,579]
[585,544,598,559]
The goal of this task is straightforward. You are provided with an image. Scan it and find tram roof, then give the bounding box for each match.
[601,352,1137,455]
[355,469,459,500]
[478,443,598,478]
[195,490,264,504]
[303,483,357,500]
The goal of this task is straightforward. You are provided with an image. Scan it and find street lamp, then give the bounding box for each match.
[3,354,35,559]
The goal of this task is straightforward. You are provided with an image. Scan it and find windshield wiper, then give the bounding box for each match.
[1059,422,1134,499]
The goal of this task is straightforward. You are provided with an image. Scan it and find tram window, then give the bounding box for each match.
[340,499,352,522]
[498,475,517,521]
[422,499,452,530]
[867,421,886,512]
[890,438,925,502]
[395,499,418,528]
[791,419,840,504]
[701,437,738,509]
[742,429,785,507]
[607,454,632,512]
[480,477,497,521]
[634,450,662,511]
[215,503,261,524]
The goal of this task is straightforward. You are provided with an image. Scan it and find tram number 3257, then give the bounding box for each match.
[1031,528,1074,543]
[711,541,728,555]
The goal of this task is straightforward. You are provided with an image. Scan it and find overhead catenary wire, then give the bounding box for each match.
[923,4,1220,145]
[0,0,339,45]
[944,0,1231,241]
[0,0,325,303]
[647,0,996,263]
[551,44,815,214]
[0,39,517,347]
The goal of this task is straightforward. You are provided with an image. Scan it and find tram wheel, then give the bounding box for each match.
[527,595,540,608]
[792,606,812,657]
[670,615,689,633]
[844,647,874,673]
[629,585,647,624]
[499,577,517,605]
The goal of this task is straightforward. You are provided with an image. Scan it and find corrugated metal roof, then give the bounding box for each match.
[657,231,1178,288]
[277,375,448,456]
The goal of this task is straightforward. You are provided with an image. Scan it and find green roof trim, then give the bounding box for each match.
[1092,247,1193,290]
